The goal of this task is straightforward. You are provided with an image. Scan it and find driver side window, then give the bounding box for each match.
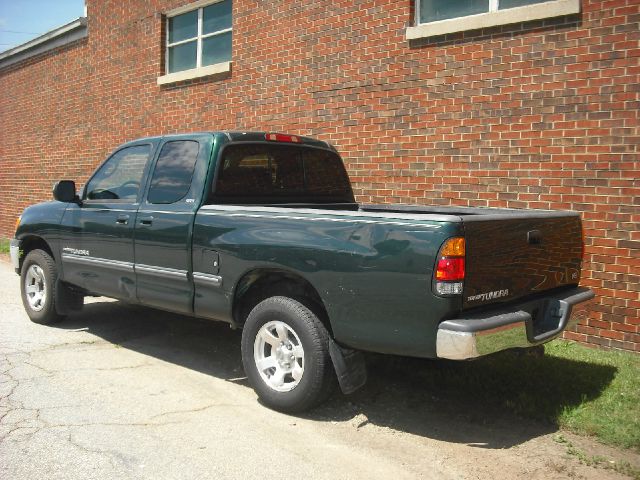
[85,145,152,201]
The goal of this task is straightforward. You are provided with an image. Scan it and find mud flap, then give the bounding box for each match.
[55,280,84,315]
[328,338,367,394]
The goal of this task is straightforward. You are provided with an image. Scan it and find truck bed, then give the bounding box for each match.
[258,201,577,219]
[227,202,584,311]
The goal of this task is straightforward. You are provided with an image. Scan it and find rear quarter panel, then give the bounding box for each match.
[193,206,462,357]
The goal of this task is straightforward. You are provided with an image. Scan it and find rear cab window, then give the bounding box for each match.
[211,143,354,204]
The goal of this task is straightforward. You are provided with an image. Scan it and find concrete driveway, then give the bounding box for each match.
[0,259,634,479]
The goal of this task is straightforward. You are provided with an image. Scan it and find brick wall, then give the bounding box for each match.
[0,0,638,351]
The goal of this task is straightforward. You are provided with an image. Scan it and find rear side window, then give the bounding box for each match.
[213,144,353,203]
[147,141,199,204]
[86,145,151,201]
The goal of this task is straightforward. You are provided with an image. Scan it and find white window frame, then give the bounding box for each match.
[407,0,580,40]
[158,0,232,85]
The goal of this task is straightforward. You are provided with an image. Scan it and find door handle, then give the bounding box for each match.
[116,214,130,225]
[139,216,154,226]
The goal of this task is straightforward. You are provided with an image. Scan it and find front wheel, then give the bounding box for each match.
[20,249,64,325]
[241,296,335,412]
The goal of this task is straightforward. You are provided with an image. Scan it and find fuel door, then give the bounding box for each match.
[201,249,220,275]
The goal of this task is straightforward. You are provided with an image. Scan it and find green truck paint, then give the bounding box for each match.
[11,132,594,411]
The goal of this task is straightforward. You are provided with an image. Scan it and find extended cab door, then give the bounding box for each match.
[133,134,213,314]
[59,141,157,299]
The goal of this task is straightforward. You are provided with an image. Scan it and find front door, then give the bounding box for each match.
[59,142,156,300]
[134,135,211,314]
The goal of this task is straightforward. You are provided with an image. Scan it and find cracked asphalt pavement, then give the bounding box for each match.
[1,259,636,479]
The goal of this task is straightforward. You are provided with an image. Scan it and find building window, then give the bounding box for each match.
[158,0,232,84]
[407,0,580,40]
[419,0,488,23]
[418,0,553,24]
[166,0,232,74]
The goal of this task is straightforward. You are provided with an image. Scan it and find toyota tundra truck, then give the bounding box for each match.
[10,131,594,412]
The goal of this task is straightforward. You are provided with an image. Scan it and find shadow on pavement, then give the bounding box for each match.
[57,300,616,449]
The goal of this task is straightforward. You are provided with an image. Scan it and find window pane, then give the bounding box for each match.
[203,0,232,34]
[419,0,489,23]
[202,31,232,66]
[499,0,550,8]
[86,145,151,201]
[304,150,352,197]
[168,10,197,43]
[148,141,200,204]
[168,41,197,73]
[215,144,353,203]
[216,149,275,196]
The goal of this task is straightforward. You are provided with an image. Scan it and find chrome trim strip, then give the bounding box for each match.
[137,210,195,215]
[61,253,134,273]
[75,206,139,211]
[193,272,223,287]
[61,254,189,280]
[198,211,443,228]
[135,264,188,280]
[198,204,457,225]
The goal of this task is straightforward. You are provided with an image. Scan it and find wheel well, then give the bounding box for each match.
[233,269,332,334]
[19,236,54,271]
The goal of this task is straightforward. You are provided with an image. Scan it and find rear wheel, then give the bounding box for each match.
[20,249,64,325]
[241,296,335,412]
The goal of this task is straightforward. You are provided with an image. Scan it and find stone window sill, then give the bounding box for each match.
[406,0,580,40]
[157,61,231,85]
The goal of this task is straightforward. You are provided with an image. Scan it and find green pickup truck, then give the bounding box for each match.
[11,132,593,412]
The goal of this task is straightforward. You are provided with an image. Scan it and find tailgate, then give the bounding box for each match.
[462,213,583,310]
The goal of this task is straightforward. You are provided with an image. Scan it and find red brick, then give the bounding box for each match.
[0,0,638,353]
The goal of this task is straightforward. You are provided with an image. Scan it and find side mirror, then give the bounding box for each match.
[53,180,78,203]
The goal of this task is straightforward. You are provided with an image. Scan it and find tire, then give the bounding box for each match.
[20,249,65,325]
[241,296,335,412]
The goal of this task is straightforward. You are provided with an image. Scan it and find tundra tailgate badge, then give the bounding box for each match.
[467,289,509,302]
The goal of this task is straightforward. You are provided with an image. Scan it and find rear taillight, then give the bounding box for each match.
[265,133,300,143]
[434,237,465,296]
[436,257,465,281]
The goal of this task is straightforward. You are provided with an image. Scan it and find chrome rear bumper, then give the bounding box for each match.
[436,287,594,360]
